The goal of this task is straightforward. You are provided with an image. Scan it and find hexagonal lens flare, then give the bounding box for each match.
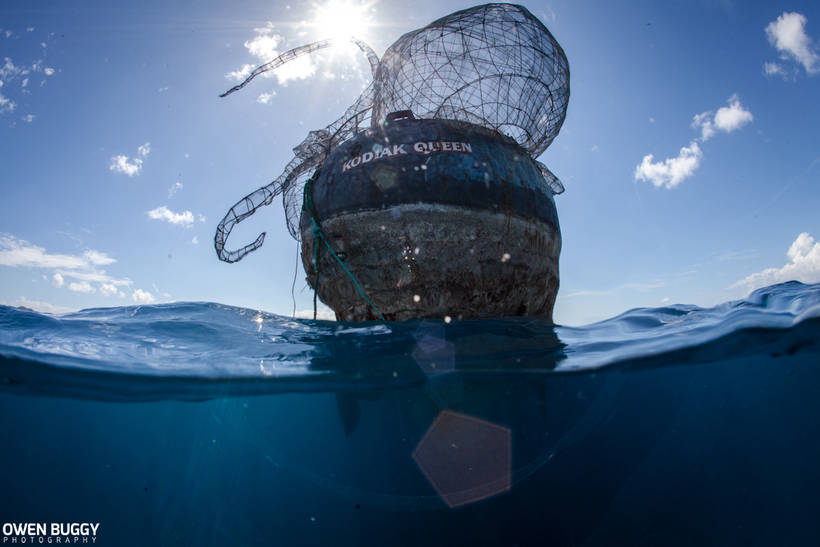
[412,410,511,508]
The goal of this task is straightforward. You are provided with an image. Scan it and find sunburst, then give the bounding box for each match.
[310,0,375,41]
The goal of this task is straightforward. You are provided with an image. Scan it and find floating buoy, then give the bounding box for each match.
[301,114,560,321]
[215,4,569,322]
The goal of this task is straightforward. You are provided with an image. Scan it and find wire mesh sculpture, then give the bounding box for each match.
[215,3,569,264]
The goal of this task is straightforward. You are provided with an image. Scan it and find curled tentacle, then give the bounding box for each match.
[215,36,380,263]
[214,176,284,263]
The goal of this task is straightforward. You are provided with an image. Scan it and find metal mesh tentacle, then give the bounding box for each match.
[213,160,292,263]
[214,37,379,263]
[220,38,379,98]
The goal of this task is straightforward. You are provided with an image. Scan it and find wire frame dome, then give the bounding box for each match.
[373,3,569,158]
[215,3,570,264]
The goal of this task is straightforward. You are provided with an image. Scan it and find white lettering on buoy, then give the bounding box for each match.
[412,141,471,155]
[343,141,471,172]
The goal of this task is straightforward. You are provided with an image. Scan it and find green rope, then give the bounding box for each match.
[312,223,320,320]
[304,173,385,321]
[311,218,386,321]
[305,175,320,320]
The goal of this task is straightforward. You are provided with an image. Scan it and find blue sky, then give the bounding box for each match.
[1,0,819,325]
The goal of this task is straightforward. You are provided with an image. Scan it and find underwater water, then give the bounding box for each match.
[1,281,819,546]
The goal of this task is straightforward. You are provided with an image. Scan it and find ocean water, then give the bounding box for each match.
[1,281,819,546]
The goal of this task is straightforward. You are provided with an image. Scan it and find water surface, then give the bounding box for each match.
[1,281,819,545]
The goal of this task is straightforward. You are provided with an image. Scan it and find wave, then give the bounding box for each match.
[1,281,819,400]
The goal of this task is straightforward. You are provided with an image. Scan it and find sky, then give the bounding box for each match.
[1,0,819,326]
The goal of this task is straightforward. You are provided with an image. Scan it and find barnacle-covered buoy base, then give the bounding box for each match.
[300,118,561,322]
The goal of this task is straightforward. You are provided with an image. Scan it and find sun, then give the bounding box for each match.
[311,0,375,41]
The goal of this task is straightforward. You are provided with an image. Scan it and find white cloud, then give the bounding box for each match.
[733,232,820,293]
[245,28,281,59]
[763,61,787,78]
[226,23,317,87]
[0,234,132,295]
[146,205,195,227]
[99,283,119,297]
[713,95,754,133]
[0,234,88,269]
[257,91,276,104]
[109,154,143,177]
[197,214,207,223]
[191,236,199,245]
[691,95,753,142]
[634,141,703,189]
[132,289,155,304]
[168,181,183,197]
[271,55,317,84]
[0,91,14,114]
[68,281,95,293]
[765,12,819,75]
[691,111,715,141]
[1,57,22,80]
[0,56,57,117]
[226,64,254,82]
[109,142,150,176]
[637,95,752,189]
[83,249,116,266]
[55,269,130,286]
